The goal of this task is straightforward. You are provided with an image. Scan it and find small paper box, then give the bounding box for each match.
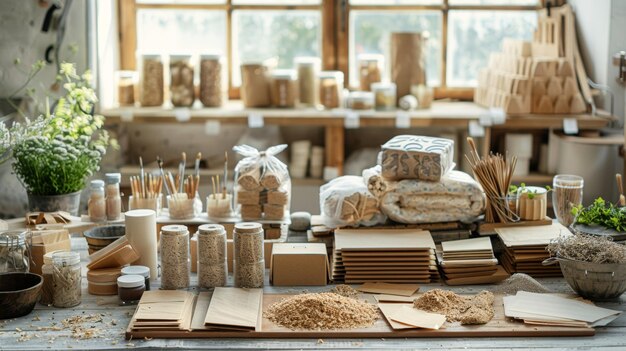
[270,243,329,286]
[380,135,454,181]
[30,229,71,275]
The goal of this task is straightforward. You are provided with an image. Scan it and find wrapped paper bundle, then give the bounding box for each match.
[320,175,387,228]
[380,135,454,182]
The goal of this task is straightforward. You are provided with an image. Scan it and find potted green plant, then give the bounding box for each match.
[517,183,550,221]
[0,63,116,215]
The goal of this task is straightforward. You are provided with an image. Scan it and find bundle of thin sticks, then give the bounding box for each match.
[158,152,201,200]
[130,174,162,199]
[465,137,518,223]
[210,175,227,200]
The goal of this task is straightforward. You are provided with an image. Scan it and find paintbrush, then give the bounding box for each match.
[157,156,171,196]
[179,152,186,194]
[223,151,228,199]
[139,156,146,198]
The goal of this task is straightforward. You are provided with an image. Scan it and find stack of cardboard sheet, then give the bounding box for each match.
[191,288,263,332]
[129,291,196,332]
[438,237,509,285]
[496,223,569,277]
[503,291,621,328]
[332,228,438,284]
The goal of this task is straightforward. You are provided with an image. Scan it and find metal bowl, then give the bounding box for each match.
[544,256,626,300]
[0,273,43,319]
[83,225,125,251]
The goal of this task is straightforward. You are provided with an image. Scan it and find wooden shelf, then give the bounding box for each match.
[511,173,554,184]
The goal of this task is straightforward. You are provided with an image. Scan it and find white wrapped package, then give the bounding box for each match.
[320,175,387,228]
[362,165,387,198]
[380,170,485,224]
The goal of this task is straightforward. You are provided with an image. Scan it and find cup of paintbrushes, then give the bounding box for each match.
[167,193,201,219]
[129,195,163,216]
[128,175,163,215]
[206,194,233,219]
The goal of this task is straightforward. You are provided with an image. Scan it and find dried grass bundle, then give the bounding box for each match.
[547,234,626,264]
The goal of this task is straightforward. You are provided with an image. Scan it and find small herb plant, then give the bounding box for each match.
[572,197,626,232]
[508,183,552,199]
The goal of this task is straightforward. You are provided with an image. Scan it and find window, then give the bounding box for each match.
[120,0,541,99]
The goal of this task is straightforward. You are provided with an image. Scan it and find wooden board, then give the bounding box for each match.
[125,293,594,339]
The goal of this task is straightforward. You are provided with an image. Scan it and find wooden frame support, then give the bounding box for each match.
[324,125,345,176]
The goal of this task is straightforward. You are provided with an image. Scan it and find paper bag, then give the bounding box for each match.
[391,32,426,101]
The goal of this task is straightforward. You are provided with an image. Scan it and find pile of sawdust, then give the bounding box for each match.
[265,292,378,330]
[413,289,494,325]
[493,273,552,295]
[330,285,359,299]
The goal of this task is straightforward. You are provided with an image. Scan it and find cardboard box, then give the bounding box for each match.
[29,229,71,275]
[270,243,329,286]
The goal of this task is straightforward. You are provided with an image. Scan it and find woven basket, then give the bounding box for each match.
[543,256,626,300]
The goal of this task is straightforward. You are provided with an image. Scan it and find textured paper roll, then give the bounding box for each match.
[125,209,158,281]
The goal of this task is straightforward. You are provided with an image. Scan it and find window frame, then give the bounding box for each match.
[118,0,543,101]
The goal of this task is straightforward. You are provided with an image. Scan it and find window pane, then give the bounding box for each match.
[136,9,227,55]
[350,11,442,87]
[350,0,442,5]
[232,10,321,86]
[446,10,536,87]
[449,0,538,5]
[136,0,226,4]
[232,0,320,4]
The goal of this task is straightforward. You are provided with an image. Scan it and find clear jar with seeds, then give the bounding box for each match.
[169,54,195,107]
[139,54,164,107]
[52,251,81,308]
[40,252,56,306]
[197,224,228,288]
[234,260,265,288]
[358,54,383,91]
[233,222,264,288]
[199,54,225,107]
[319,71,343,109]
[160,225,190,290]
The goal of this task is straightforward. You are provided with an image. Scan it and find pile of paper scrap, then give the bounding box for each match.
[438,237,509,285]
[129,290,196,331]
[332,229,438,284]
[503,291,621,327]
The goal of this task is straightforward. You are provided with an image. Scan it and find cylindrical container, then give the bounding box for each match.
[197,224,228,288]
[167,194,201,219]
[371,82,397,110]
[348,91,374,110]
[40,251,56,305]
[199,54,225,107]
[240,63,270,107]
[88,180,106,222]
[105,173,122,221]
[233,222,264,288]
[87,267,122,296]
[295,57,320,107]
[412,84,433,109]
[124,209,158,281]
[117,274,146,305]
[553,175,584,227]
[310,146,325,179]
[270,69,298,108]
[121,265,151,291]
[52,251,81,308]
[0,230,30,273]
[116,70,137,106]
[206,194,233,219]
[160,225,190,290]
[169,54,195,107]
[319,71,343,109]
[139,54,164,107]
[358,54,383,91]
[128,195,162,217]
[518,187,548,221]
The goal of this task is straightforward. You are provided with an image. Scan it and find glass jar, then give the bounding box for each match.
[358,54,383,91]
[371,82,397,110]
[128,194,162,217]
[88,179,106,222]
[233,222,264,288]
[115,70,137,106]
[319,71,343,109]
[121,265,151,291]
[295,57,320,107]
[40,252,55,306]
[169,54,195,107]
[139,54,164,107]
[105,173,122,221]
[240,62,271,107]
[199,54,225,107]
[160,225,190,290]
[52,251,81,308]
[197,224,227,289]
[0,230,30,273]
[270,69,298,108]
[553,174,584,227]
[167,194,202,219]
[117,274,146,305]
[348,91,375,110]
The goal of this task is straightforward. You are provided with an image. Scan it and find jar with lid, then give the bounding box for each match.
[199,54,225,107]
[118,275,146,305]
[233,222,264,288]
[197,224,227,288]
[105,173,122,221]
[319,71,343,109]
[371,82,397,110]
[358,54,383,91]
[270,69,298,108]
[348,91,375,110]
[52,251,81,308]
[88,180,106,222]
[0,230,30,273]
[160,225,190,290]
[115,70,137,106]
[139,54,164,107]
[295,57,320,107]
[169,54,195,107]
[121,265,151,291]
[240,62,271,107]
[40,251,57,306]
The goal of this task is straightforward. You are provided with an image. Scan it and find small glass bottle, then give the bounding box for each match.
[139,54,164,107]
[358,54,383,91]
[115,70,137,106]
[88,180,106,222]
[170,54,195,107]
[121,265,151,291]
[52,251,82,308]
[117,274,146,305]
[371,82,397,110]
[295,57,320,107]
[319,71,343,109]
[270,69,298,108]
[105,173,122,221]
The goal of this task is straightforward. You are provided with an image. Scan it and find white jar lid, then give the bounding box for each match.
[357,53,384,63]
[121,265,150,279]
[52,251,81,266]
[271,69,297,80]
[117,274,146,288]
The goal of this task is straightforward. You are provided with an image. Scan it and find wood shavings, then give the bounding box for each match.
[265,292,378,330]
[330,285,359,299]
[413,289,494,325]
